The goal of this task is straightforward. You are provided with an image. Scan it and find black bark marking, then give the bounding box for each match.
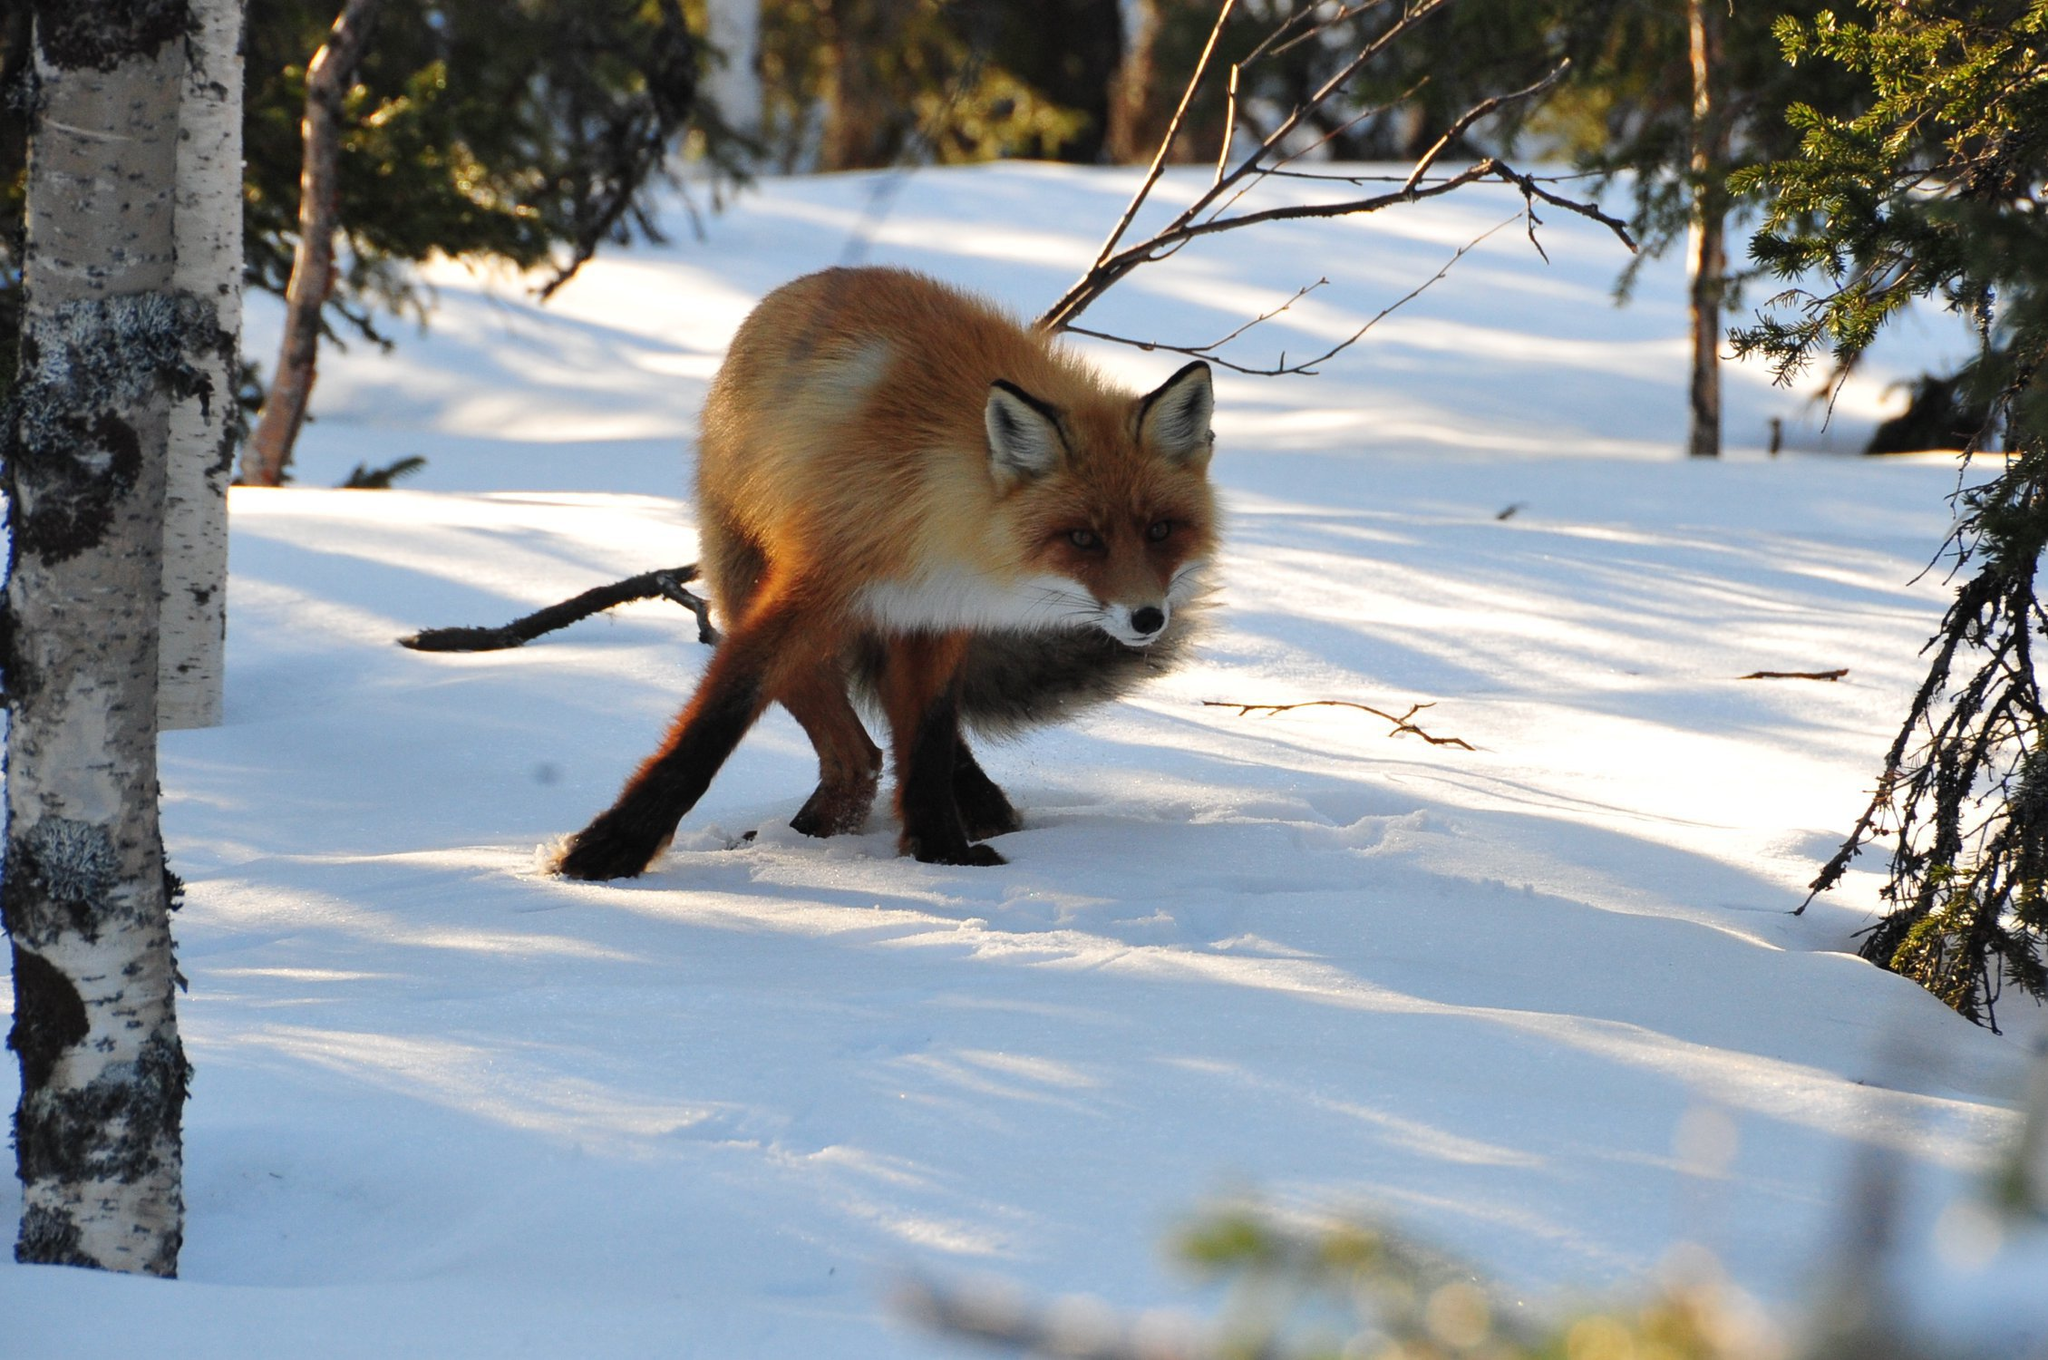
[30,0,189,72]
[16,1203,92,1268]
[16,1031,189,1187]
[7,947,88,1090]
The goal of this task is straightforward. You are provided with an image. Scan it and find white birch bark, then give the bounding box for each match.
[4,6,192,1277]
[161,0,245,730]
[704,0,760,139]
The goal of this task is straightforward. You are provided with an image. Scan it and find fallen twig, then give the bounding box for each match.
[400,563,717,652]
[1739,668,1849,682]
[1204,698,1475,749]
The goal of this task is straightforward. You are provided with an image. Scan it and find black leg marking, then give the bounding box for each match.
[900,691,1005,866]
[953,738,1020,841]
[555,679,762,880]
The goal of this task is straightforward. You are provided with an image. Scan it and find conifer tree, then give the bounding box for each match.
[1735,0,2048,1027]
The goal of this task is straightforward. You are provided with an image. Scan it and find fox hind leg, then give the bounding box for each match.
[782,664,882,837]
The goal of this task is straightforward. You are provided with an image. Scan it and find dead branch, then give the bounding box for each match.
[1400,62,1569,194]
[1086,0,1241,278]
[1063,212,1516,375]
[399,564,716,652]
[1204,698,1475,749]
[1037,0,1634,354]
[1739,668,1849,682]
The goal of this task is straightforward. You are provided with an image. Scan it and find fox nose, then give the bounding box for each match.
[1130,605,1166,636]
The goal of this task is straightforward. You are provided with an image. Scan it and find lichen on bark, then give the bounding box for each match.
[10,818,120,940]
[29,0,188,73]
[2,291,213,567]
[14,1031,190,1188]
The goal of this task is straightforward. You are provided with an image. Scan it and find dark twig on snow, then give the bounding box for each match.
[1739,668,1849,682]
[399,564,717,652]
[1204,698,1475,749]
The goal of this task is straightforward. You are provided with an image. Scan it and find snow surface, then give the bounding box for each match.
[7,164,2046,1356]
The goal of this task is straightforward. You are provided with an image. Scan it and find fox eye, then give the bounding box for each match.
[1067,528,1104,551]
[1146,520,1173,543]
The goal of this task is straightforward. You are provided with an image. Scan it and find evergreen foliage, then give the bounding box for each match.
[1732,0,2048,1026]
[242,0,734,333]
[753,0,1104,170]
[0,0,735,387]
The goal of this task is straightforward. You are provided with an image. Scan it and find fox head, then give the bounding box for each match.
[984,360,1217,648]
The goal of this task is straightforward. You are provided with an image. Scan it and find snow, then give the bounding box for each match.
[7,163,2046,1356]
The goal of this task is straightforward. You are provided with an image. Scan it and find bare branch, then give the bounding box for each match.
[1204,698,1475,749]
[1494,164,1640,252]
[1085,0,1240,281]
[1213,62,1241,188]
[1039,0,1462,333]
[400,564,717,652]
[1067,214,1513,376]
[1400,61,1570,195]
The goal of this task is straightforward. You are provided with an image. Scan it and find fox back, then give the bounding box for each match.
[696,266,1217,719]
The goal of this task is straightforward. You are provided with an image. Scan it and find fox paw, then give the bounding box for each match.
[551,817,666,881]
[790,779,876,838]
[903,834,1007,867]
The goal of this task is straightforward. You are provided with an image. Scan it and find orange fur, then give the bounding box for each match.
[552,266,1219,881]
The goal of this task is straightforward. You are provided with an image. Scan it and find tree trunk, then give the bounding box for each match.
[704,0,760,140]
[1685,0,1727,460]
[162,0,245,728]
[820,0,914,170]
[1107,0,1166,164]
[3,2,195,1277]
[242,0,383,487]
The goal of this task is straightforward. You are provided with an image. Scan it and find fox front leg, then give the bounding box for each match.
[881,632,1004,866]
[553,586,813,880]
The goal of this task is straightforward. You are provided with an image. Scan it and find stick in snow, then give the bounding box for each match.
[1738,668,1849,682]
[399,565,717,652]
[1204,698,1475,750]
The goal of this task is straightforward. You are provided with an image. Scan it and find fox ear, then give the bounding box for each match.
[986,380,1065,486]
[1139,361,1214,467]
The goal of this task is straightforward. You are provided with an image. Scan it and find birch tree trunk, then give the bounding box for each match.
[1685,0,1727,460]
[3,2,196,1276]
[162,0,245,729]
[242,0,382,487]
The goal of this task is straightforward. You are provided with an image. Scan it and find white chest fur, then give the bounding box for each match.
[856,572,1102,635]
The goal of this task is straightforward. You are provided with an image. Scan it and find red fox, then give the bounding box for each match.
[552,266,1218,880]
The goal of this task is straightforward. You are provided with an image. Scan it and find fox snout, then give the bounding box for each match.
[1103,601,1170,647]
